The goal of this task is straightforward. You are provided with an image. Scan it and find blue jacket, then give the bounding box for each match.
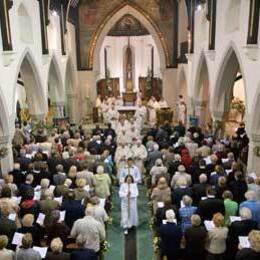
[239,200,260,224]
[71,248,97,260]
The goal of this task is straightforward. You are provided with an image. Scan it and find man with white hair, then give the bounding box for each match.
[146,143,162,172]
[193,174,208,205]
[228,207,258,259]
[71,206,106,253]
[131,140,148,173]
[184,214,208,260]
[239,191,260,223]
[159,209,182,260]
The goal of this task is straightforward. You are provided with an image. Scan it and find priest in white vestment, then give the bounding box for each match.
[118,158,141,184]
[147,96,160,126]
[178,101,187,125]
[115,143,132,169]
[131,140,148,173]
[107,104,119,130]
[134,103,147,128]
[101,100,109,123]
[95,94,102,119]
[119,175,138,234]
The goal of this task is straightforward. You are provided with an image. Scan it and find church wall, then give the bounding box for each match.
[185,0,260,174]
[100,35,161,93]
[0,0,79,172]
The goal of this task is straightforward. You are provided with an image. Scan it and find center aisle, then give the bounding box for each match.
[137,185,154,260]
[105,186,124,260]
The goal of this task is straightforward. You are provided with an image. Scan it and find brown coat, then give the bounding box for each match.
[151,186,171,213]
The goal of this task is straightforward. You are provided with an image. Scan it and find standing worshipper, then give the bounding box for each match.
[178,100,187,125]
[119,175,139,235]
[147,96,160,126]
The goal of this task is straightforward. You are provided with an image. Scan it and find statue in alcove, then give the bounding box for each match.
[125,39,134,93]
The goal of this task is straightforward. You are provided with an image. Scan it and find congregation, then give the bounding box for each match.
[0,94,259,260]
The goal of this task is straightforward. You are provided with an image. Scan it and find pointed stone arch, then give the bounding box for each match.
[91,3,168,74]
[0,87,10,137]
[13,48,47,118]
[47,55,64,103]
[17,3,34,44]
[212,43,247,115]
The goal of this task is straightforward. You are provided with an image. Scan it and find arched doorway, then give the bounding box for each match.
[213,46,246,135]
[193,54,211,130]
[47,56,64,123]
[14,50,47,123]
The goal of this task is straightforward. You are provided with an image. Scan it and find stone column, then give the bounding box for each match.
[66,93,77,123]
[194,100,207,128]
[247,134,260,176]
[0,136,13,175]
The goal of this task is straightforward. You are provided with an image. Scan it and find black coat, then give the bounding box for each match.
[184,226,208,258]
[71,248,97,260]
[229,180,248,203]
[197,197,225,221]
[159,222,182,258]
[192,183,208,205]
[236,248,260,260]
[171,187,193,208]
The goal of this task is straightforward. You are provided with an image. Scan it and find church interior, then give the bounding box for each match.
[0,0,259,260]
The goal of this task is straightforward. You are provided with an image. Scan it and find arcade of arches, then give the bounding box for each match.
[0,0,260,260]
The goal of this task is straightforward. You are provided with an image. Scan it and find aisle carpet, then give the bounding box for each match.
[105,185,154,260]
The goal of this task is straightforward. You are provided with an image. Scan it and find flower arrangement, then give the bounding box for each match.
[230,97,245,118]
[0,147,8,158]
[100,240,110,254]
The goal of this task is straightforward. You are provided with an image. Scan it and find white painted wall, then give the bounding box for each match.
[100,35,161,93]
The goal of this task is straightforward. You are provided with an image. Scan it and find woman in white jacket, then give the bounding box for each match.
[119,175,139,235]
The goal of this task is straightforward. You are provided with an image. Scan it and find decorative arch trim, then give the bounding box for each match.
[89,2,169,71]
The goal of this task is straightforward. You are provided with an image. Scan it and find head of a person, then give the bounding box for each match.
[76,178,86,189]
[218,176,227,187]
[21,214,34,227]
[21,233,33,249]
[68,166,77,178]
[239,207,252,220]
[125,175,134,184]
[0,186,11,198]
[56,164,64,173]
[248,230,260,252]
[157,177,168,189]
[245,190,257,201]
[235,171,244,181]
[64,178,72,188]
[155,158,163,167]
[127,158,134,167]
[89,196,100,206]
[182,195,192,207]
[165,209,176,223]
[97,165,104,174]
[212,213,225,228]
[222,190,233,200]
[40,178,50,189]
[51,210,61,223]
[43,189,53,200]
[153,143,159,151]
[191,214,201,227]
[50,238,63,254]
[199,174,208,184]
[174,154,181,162]
[0,235,8,250]
[4,174,13,184]
[26,174,34,184]
[247,176,255,184]
[178,165,186,173]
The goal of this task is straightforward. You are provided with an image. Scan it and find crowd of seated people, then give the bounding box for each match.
[0,121,120,260]
[146,121,260,260]
[0,115,259,260]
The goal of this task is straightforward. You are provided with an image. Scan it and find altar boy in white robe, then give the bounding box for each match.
[118,158,141,184]
[131,139,148,174]
[119,175,139,235]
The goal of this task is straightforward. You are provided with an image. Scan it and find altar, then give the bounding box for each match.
[117,105,137,117]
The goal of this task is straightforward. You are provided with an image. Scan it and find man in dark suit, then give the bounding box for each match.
[159,210,182,260]
[184,214,207,260]
[19,174,34,199]
[53,164,66,186]
[197,187,225,221]
[226,207,258,260]
[192,174,209,205]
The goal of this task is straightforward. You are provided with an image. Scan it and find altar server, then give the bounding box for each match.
[119,175,139,235]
